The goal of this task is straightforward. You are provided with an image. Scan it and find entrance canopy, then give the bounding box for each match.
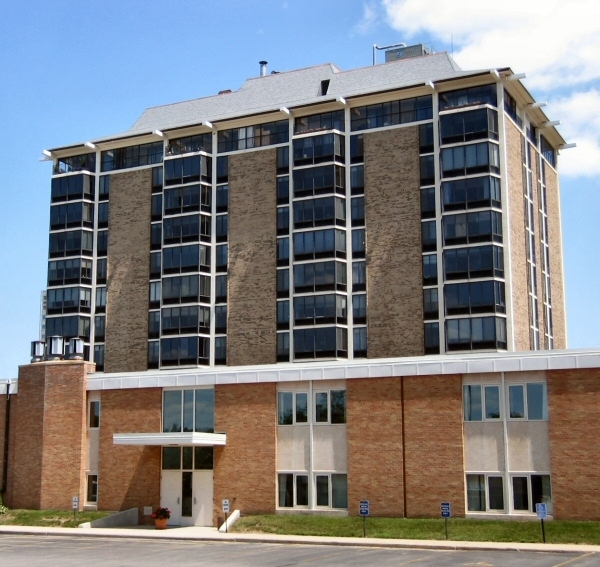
[113,432,226,446]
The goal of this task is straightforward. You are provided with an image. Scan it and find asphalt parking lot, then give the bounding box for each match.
[0,535,597,567]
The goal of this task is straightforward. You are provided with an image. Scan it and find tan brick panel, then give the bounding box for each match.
[98,388,161,521]
[403,375,465,517]
[214,383,276,525]
[544,166,566,348]
[105,168,152,373]
[0,392,6,493]
[505,120,529,351]
[228,149,277,366]
[364,126,423,358]
[347,378,404,516]
[547,369,600,520]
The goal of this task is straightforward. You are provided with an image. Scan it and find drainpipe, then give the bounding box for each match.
[1,381,12,495]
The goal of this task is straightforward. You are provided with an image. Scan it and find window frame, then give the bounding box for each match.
[277,391,309,426]
[463,384,502,421]
[313,389,346,425]
[507,382,548,421]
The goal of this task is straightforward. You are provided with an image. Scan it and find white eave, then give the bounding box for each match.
[113,432,226,446]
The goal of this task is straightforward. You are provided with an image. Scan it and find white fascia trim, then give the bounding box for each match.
[86,348,600,391]
[113,432,226,446]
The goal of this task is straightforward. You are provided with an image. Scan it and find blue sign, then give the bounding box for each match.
[359,500,370,516]
[536,503,547,519]
[441,502,451,518]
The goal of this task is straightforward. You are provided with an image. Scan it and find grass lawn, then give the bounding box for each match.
[232,515,600,545]
[0,509,113,528]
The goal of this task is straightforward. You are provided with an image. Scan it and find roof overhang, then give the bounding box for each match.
[113,432,226,446]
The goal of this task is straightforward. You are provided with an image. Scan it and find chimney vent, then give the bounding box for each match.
[46,336,65,361]
[259,60,268,77]
[68,338,85,360]
[31,340,45,363]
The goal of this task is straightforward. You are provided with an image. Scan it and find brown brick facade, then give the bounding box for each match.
[347,378,404,516]
[544,165,566,348]
[403,375,465,517]
[214,383,276,525]
[505,119,529,351]
[227,149,278,366]
[105,168,152,373]
[547,369,600,520]
[98,388,161,521]
[364,126,423,358]
[5,361,91,510]
[0,391,7,493]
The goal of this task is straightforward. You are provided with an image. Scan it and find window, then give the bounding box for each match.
[97,202,109,228]
[353,327,367,358]
[277,207,290,235]
[350,165,364,194]
[161,337,209,366]
[151,223,162,250]
[293,165,345,198]
[351,197,364,227]
[163,244,210,274]
[216,156,228,183]
[423,288,438,320]
[161,306,210,335]
[46,315,90,339]
[164,155,211,185]
[419,123,434,153]
[164,184,211,215]
[440,108,498,145]
[162,389,215,433]
[48,258,93,287]
[97,230,108,257]
[293,133,344,166]
[216,184,228,213]
[277,237,289,265]
[277,300,290,330]
[152,166,163,191]
[278,392,309,425]
[540,136,556,168]
[294,197,345,229]
[163,215,209,245]
[420,155,435,186]
[89,401,100,428]
[293,294,346,326]
[216,244,228,272]
[445,281,505,315]
[293,261,347,293]
[315,474,348,508]
[215,336,227,365]
[421,221,436,252]
[352,294,366,324]
[441,142,500,178]
[167,132,212,155]
[350,135,364,163]
[421,188,436,219]
[313,390,346,424]
[148,341,159,369]
[150,252,161,279]
[96,258,107,284]
[512,475,552,514]
[95,287,106,312]
[46,287,92,314]
[277,146,289,174]
[51,173,94,202]
[293,229,346,261]
[439,84,497,110]
[294,327,347,359]
[149,281,161,308]
[94,344,105,371]
[99,175,110,200]
[352,229,365,258]
[101,142,163,172]
[55,153,96,175]
[443,245,504,280]
[161,446,214,470]
[50,202,94,230]
[215,305,227,333]
[49,230,94,258]
[162,275,210,304]
[466,474,505,512]
[424,322,439,354]
[351,95,433,131]
[86,474,98,503]
[95,315,106,341]
[277,176,289,204]
[294,110,345,134]
[148,311,160,339]
[442,176,501,211]
[463,384,501,421]
[443,211,502,245]
[277,268,289,297]
[216,214,228,242]
[218,120,288,152]
[352,261,366,291]
[278,473,309,508]
[446,316,507,351]
[422,254,438,286]
[215,274,227,303]
[277,332,290,362]
[508,383,548,420]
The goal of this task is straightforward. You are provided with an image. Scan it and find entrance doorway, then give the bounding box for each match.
[160,446,214,526]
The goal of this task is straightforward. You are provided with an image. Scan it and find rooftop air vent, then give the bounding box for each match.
[31,340,45,363]
[259,60,268,77]
[45,336,65,361]
[218,89,232,95]
[68,338,85,360]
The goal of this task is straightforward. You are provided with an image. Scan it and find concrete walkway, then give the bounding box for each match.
[1,524,599,555]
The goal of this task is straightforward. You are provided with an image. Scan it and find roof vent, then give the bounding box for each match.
[45,336,65,361]
[320,80,330,96]
[31,340,45,363]
[218,89,232,95]
[259,60,268,77]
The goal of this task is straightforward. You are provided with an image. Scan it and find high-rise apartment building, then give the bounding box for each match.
[6,47,595,526]
[42,46,566,373]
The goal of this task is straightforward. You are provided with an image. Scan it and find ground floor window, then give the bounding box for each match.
[86,474,98,503]
[512,474,552,514]
[278,472,347,510]
[162,446,214,470]
[466,474,504,512]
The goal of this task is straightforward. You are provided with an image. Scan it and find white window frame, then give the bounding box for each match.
[85,473,98,505]
[277,472,310,509]
[465,472,505,513]
[506,382,548,421]
[277,391,309,426]
[509,472,552,515]
[88,400,100,429]
[462,383,502,421]
[313,389,346,425]
[313,472,348,510]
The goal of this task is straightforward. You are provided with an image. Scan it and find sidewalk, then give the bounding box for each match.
[1,524,599,555]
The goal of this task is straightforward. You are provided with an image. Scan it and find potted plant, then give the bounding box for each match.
[151,507,171,530]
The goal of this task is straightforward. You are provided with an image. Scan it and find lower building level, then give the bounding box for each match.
[1,349,599,524]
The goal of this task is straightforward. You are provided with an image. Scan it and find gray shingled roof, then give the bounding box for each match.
[129,52,463,134]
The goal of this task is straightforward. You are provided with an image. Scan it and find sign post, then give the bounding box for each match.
[536,503,547,543]
[72,496,79,522]
[359,500,370,537]
[222,499,230,533]
[440,502,451,540]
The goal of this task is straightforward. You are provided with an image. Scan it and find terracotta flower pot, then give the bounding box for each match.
[154,518,168,530]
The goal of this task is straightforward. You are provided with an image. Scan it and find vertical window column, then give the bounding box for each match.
[277,145,291,362]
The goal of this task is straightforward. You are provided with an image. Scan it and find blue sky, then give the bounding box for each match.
[1,0,599,378]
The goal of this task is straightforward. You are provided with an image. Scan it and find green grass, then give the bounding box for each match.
[0,509,113,528]
[232,515,600,545]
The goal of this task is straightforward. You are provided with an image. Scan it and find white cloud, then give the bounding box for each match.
[382,0,600,178]
[354,3,378,35]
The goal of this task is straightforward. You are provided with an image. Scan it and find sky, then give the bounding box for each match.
[1,0,599,378]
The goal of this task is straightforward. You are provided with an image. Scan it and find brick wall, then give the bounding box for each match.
[227,149,278,366]
[364,126,423,358]
[5,361,90,510]
[104,168,152,372]
[531,151,547,347]
[403,375,465,517]
[505,120,529,351]
[98,388,161,521]
[214,383,276,525]
[0,390,6,494]
[547,369,600,520]
[347,378,404,516]
[544,165,566,348]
